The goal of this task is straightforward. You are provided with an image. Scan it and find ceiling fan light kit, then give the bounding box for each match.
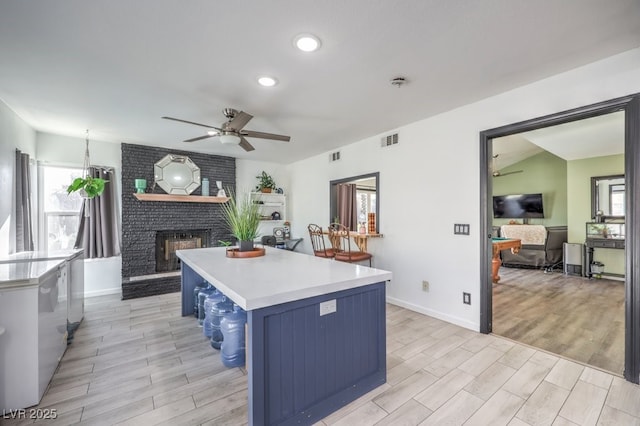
[219,134,241,145]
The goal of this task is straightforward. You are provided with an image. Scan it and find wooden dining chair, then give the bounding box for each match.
[328,223,372,266]
[307,224,336,259]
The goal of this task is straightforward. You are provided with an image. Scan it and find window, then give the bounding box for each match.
[39,166,84,251]
[329,172,379,232]
[357,188,377,226]
[610,184,625,216]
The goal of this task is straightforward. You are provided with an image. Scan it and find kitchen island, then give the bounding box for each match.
[176,246,392,425]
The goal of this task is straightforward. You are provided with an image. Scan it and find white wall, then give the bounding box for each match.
[236,159,290,194]
[288,48,640,331]
[0,102,37,256]
[37,133,123,296]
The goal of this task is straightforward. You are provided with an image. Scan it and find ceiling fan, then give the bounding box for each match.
[492,154,523,177]
[162,108,291,152]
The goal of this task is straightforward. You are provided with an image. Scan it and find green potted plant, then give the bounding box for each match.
[66,130,108,199]
[255,171,277,193]
[66,176,108,198]
[220,191,261,251]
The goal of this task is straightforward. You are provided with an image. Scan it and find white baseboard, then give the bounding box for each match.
[386,296,480,332]
[84,287,122,298]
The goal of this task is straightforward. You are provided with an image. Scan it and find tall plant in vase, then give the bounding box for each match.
[220,191,261,252]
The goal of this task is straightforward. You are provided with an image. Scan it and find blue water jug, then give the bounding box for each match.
[210,298,234,349]
[197,284,216,326]
[192,281,208,318]
[203,290,224,338]
[220,304,247,368]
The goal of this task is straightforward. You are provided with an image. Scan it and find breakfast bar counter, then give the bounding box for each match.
[176,247,392,425]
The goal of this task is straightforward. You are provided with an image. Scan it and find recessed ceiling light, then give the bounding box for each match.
[294,33,321,52]
[258,76,278,87]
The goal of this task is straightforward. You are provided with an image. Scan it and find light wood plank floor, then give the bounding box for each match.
[5,291,640,425]
[493,267,625,374]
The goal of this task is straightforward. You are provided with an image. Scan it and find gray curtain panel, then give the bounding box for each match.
[337,183,357,231]
[75,167,121,258]
[15,149,34,252]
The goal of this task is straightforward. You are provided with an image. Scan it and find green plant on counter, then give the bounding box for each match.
[66,176,108,198]
[218,240,232,247]
[220,191,261,249]
[255,171,277,192]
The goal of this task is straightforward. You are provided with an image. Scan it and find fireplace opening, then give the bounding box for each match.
[156,229,210,272]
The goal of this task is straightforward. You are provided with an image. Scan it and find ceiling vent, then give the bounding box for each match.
[381,133,399,147]
[329,151,341,162]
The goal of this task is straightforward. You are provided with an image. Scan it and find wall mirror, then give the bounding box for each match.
[329,172,379,232]
[154,154,201,195]
[591,174,625,219]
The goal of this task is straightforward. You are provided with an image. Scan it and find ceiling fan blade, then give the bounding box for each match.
[494,170,524,177]
[183,134,216,143]
[242,130,291,142]
[239,137,255,152]
[228,111,253,131]
[162,116,222,131]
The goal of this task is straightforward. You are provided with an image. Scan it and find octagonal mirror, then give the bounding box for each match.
[154,154,201,195]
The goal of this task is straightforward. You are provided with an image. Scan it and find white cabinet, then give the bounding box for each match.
[251,192,286,236]
[0,260,68,410]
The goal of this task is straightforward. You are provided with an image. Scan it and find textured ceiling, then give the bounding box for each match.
[0,0,638,163]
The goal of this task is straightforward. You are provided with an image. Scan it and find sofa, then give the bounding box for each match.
[494,225,568,269]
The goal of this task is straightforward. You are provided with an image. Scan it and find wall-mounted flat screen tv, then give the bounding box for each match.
[493,193,544,218]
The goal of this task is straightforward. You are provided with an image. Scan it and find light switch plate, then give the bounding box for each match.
[320,299,337,316]
[454,224,470,235]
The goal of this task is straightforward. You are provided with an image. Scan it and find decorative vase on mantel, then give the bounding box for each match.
[238,240,254,252]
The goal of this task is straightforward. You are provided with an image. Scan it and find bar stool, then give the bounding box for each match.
[329,223,372,266]
[307,224,336,259]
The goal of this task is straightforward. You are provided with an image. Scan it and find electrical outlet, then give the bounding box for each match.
[422,280,429,292]
[463,292,471,305]
[319,299,337,316]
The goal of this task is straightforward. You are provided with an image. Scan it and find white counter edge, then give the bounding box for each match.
[178,248,392,311]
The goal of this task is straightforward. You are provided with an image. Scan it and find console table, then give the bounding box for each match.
[585,238,625,278]
[176,247,392,425]
[585,222,625,279]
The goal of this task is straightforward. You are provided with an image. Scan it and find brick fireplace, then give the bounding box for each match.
[155,229,210,272]
[121,143,235,299]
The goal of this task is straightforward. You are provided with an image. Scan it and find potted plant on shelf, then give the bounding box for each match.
[255,171,277,193]
[220,191,261,252]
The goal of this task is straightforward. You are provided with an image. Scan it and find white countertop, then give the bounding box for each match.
[0,249,83,264]
[0,259,65,290]
[176,247,392,310]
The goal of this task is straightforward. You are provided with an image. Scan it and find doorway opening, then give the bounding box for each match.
[479,93,640,383]
[490,112,624,373]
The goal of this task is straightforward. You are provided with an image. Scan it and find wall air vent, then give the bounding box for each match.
[329,151,341,162]
[381,133,399,147]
